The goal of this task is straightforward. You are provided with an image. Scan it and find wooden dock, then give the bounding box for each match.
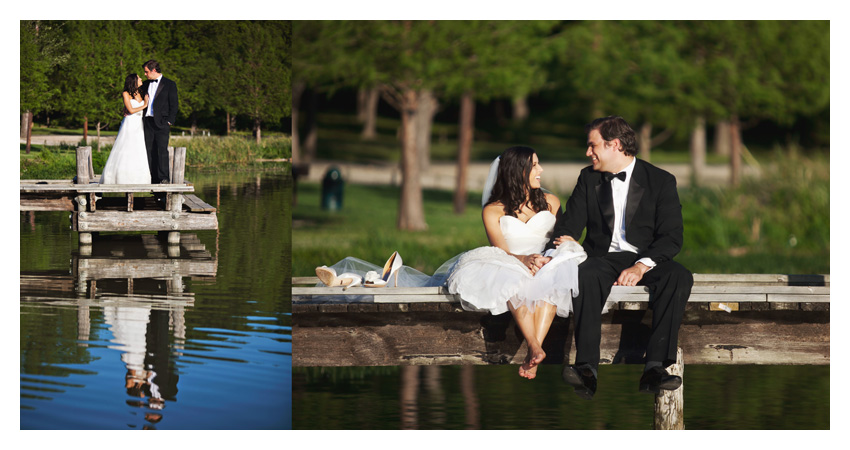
[293,273,829,367]
[20,146,218,244]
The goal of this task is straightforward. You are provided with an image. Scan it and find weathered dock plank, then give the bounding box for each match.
[74,210,218,232]
[292,273,830,367]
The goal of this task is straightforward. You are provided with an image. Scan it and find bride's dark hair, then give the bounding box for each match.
[123,73,141,98]
[486,146,549,217]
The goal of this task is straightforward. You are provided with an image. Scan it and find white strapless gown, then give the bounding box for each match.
[100,98,150,184]
[446,211,586,318]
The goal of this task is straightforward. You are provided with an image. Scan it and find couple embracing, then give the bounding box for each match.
[100,59,179,186]
[448,115,693,399]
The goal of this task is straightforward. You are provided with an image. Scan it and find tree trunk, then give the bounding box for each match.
[714,120,731,156]
[226,111,231,135]
[639,122,652,161]
[512,95,529,123]
[83,116,88,143]
[398,88,427,231]
[415,89,437,172]
[96,122,102,151]
[361,86,380,140]
[454,92,475,215]
[25,111,33,154]
[292,81,305,164]
[730,116,742,187]
[689,116,706,187]
[303,90,318,163]
[357,87,368,122]
[21,112,29,139]
[191,114,197,137]
[254,118,262,145]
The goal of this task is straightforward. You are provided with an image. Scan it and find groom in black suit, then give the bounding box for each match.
[544,116,693,399]
[142,60,178,184]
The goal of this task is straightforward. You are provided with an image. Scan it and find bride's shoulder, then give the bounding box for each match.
[482,202,506,220]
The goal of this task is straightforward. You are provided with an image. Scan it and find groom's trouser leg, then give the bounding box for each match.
[144,118,157,183]
[573,252,636,371]
[152,127,171,183]
[638,260,693,368]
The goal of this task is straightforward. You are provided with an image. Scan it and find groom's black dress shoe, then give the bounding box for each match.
[638,366,682,394]
[563,365,597,400]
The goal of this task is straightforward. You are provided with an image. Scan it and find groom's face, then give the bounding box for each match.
[143,67,159,80]
[586,129,621,173]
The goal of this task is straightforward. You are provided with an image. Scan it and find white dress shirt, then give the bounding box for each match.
[145,75,162,117]
[608,157,655,269]
[547,157,655,270]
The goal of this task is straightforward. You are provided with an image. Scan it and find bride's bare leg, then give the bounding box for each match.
[518,302,557,378]
[508,301,544,379]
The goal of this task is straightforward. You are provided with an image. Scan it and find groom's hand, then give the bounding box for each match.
[553,235,576,247]
[614,262,650,286]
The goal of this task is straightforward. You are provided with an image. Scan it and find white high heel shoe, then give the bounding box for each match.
[364,251,402,288]
[315,266,362,289]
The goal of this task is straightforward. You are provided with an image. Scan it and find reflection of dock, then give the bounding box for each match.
[21,233,217,309]
[20,146,218,245]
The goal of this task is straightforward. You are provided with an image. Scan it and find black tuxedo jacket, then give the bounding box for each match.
[143,76,179,130]
[548,158,684,265]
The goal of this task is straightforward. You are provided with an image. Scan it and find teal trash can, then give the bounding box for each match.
[321,167,344,210]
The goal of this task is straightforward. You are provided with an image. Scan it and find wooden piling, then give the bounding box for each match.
[168,147,187,244]
[654,347,685,430]
[75,146,92,185]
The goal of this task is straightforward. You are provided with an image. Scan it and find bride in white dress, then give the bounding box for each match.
[446,146,586,379]
[315,146,586,379]
[100,74,150,185]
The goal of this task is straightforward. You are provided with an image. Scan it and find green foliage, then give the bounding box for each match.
[171,136,292,169]
[681,150,829,254]
[20,21,66,115]
[22,20,291,138]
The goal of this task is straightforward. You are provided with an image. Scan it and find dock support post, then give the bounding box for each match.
[654,347,685,430]
[167,147,187,245]
[75,146,93,185]
[75,146,93,244]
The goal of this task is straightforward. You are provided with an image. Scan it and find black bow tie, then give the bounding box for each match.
[151,79,159,83]
[603,171,626,182]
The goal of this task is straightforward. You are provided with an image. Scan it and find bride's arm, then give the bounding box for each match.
[544,193,576,246]
[122,91,147,114]
[482,203,539,272]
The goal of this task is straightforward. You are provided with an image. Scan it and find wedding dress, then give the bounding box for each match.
[446,211,586,318]
[100,98,150,184]
[318,211,587,317]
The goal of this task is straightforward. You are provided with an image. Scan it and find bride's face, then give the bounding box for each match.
[528,153,543,190]
[136,77,143,88]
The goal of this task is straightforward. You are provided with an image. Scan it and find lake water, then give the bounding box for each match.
[20,170,291,430]
[293,363,829,429]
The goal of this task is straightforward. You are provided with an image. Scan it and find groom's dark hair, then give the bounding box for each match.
[587,116,638,156]
[143,59,161,74]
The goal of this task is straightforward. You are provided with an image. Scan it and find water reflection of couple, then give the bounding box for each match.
[100,59,178,185]
[322,116,693,399]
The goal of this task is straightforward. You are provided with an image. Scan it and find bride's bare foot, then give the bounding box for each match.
[519,347,546,379]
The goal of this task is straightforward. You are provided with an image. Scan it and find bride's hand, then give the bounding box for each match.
[553,235,576,246]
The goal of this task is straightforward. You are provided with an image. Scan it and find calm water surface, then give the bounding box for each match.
[293,364,829,429]
[20,170,291,429]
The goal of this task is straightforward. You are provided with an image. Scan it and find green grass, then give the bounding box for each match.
[20,135,291,179]
[293,150,829,276]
